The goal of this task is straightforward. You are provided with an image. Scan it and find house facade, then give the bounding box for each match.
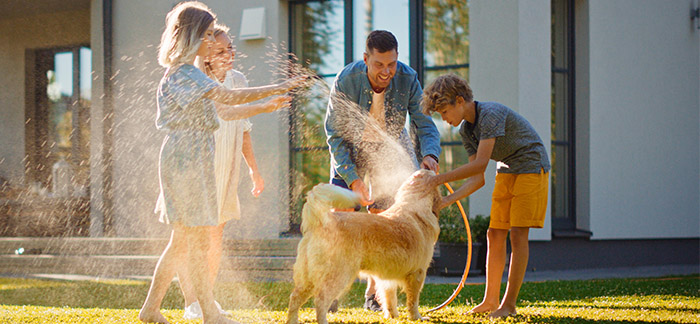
[0,0,698,269]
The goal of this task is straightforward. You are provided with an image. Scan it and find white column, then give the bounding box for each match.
[469,0,552,240]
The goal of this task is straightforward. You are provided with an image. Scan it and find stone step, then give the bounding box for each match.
[0,237,300,281]
[0,237,300,256]
[0,254,296,279]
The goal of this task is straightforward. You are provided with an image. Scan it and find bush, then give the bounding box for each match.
[438,202,489,244]
[469,214,489,244]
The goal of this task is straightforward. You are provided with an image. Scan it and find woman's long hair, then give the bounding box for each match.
[158,1,216,68]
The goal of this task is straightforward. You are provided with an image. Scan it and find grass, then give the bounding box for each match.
[0,275,698,323]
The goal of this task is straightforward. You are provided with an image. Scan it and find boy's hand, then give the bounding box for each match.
[421,155,439,172]
[414,172,441,189]
[438,196,451,211]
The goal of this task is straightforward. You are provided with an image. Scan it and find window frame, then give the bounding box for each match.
[287,0,470,233]
[25,44,91,190]
[551,0,577,231]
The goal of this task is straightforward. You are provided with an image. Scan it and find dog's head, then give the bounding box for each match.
[394,169,443,217]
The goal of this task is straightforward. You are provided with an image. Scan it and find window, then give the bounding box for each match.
[551,0,576,230]
[352,0,409,62]
[25,46,91,196]
[288,0,347,231]
[421,0,469,86]
[288,0,470,231]
[420,0,469,194]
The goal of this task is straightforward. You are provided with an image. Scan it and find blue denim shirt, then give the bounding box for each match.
[324,60,441,184]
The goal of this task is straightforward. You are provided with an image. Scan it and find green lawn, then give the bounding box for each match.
[0,275,698,323]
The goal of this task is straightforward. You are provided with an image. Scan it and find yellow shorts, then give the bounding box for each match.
[490,169,549,230]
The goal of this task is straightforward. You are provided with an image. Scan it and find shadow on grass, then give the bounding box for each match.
[514,314,694,324]
[531,300,700,313]
[515,275,699,305]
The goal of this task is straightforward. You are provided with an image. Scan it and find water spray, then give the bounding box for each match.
[425,179,471,314]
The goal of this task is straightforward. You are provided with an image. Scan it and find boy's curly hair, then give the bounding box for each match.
[421,74,473,115]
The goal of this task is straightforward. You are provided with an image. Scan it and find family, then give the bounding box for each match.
[139,2,550,324]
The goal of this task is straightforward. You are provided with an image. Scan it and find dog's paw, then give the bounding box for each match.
[409,314,430,321]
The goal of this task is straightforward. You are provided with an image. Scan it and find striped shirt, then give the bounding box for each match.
[459,101,550,174]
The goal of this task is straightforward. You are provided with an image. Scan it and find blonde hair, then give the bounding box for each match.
[158,1,216,68]
[203,23,231,78]
[421,74,473,115]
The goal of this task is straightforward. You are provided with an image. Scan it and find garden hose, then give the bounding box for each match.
[425,180,472,314]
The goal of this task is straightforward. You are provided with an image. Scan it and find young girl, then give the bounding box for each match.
[139,2,303,323]
[177,24,290,320]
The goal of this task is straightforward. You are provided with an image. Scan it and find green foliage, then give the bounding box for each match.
[438,202,468,243]
[1,275,698,323]
[469,214,489,244]
[439,205,490,244]
[424,0,469,67]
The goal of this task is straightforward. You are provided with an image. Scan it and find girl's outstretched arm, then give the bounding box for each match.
[203,76,305,105]
[216,96,291,120]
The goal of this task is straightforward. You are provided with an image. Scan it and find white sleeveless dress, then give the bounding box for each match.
[214,70,253,224]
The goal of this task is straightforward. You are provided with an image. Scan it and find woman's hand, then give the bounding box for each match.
[263,95,292,113]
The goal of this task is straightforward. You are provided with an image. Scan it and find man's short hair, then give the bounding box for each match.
[366,30,398,54]
[421,74,473,115]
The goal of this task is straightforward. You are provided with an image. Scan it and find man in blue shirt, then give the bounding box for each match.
[324,30,441,311]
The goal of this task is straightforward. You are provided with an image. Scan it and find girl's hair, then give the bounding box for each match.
[421,73,473,115]
[158,1,216,68]
[203,23,231,79]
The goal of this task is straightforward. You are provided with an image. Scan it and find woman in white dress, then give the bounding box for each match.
[178,24,291,319]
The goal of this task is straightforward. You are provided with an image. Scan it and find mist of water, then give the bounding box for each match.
[2,37,424,309]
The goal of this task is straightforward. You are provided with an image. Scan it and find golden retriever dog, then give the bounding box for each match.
[286,169,441,324]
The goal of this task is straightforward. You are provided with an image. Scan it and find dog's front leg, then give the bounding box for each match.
[404,270,429,321]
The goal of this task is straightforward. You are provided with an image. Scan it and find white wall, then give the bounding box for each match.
[469,0,552,241]
[210,0,292,238]
[89,0,106,237]
[106,0,174,237]
[0,10,90,184]
[585,0,700,239]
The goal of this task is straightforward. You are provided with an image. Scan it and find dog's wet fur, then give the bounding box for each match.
[286,169,442,324]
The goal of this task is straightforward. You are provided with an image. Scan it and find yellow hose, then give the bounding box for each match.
[425,180,471,314]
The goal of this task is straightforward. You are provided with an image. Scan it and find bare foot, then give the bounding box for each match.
[138,309,169,324]
[488,307,517,319]
[465,301,498,314]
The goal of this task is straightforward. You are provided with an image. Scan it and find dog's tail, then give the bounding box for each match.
[301,183,360,233]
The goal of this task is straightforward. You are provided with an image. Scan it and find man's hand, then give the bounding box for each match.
[349,179,374,206]
[421,155,439,173]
